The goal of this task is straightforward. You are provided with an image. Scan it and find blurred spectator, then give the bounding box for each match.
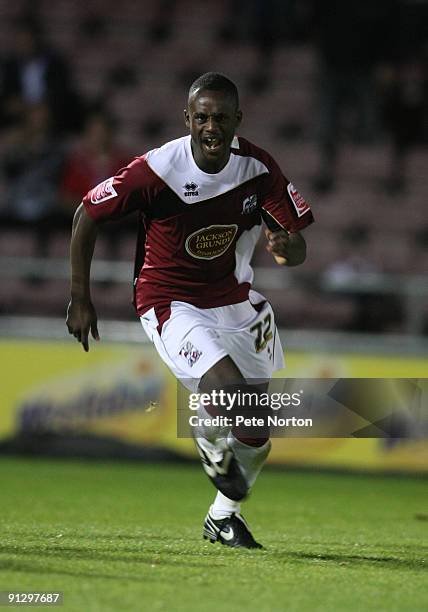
[380,52,428,194]
[60,111,130,213]
[60,110,133,257]
[378,0,428,194]
[324,225,403,332]
[0,102,65,257]
[148,0,176,43]
[221,1,311,92]
[0,15,84,135]
[311,0,396,193]
[418,227,428,336]
[324,226,377,283]
[413,225,428,277]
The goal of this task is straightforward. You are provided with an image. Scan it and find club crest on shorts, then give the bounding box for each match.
[242,194,257,214]
[90,177,118,205]
[179,341,202,367]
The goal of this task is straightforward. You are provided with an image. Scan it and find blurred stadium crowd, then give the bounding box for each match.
[0,0,427,334]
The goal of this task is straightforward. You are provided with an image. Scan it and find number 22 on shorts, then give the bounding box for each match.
[250,313,273,353]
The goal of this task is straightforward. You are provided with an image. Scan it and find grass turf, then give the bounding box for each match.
[0,457,426,612]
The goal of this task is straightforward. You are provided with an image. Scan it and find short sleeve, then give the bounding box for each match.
[260,156,314,232]
[82,155,164,222]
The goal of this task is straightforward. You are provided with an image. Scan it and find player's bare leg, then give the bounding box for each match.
[196,356,271,549]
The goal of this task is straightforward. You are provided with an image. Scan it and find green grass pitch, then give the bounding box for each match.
[0,457,426,611]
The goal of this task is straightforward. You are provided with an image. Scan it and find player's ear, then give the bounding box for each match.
[236,109,242,127]
[184,109,190,128]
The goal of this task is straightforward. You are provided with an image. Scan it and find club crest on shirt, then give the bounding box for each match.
[242,194,258,214]
[185,224,238,260]
[287,183,310,217]
[90,177,118,205]
[179,341,202,367]
[183,181,199,197]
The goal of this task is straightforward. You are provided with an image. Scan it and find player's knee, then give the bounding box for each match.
[199,355,245,391]
[232,433,270,447]
[199,379,272,445]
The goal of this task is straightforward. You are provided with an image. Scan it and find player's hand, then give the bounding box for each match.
[66,297,100,352]
[265,229,307,266]
[265,229,289,265]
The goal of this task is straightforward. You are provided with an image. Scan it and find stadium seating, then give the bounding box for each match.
[0,0,426,333]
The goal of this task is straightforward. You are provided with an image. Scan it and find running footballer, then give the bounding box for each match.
[66,72,314,549]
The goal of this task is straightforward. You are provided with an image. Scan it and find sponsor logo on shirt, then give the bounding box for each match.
[287,183,310,217]
[242,194,257,214]
[179,341,202,367]
[183,181,199,197]
[185,224,238,260]
[90,177,118,205]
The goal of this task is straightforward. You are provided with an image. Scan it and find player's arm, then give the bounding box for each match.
[265,228,306,266]
[260,157,314,266]
[65,157,155,350]
[65,157,161,350]
[66,203,100,352]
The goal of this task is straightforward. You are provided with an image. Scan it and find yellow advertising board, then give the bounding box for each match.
[1,339,426,473]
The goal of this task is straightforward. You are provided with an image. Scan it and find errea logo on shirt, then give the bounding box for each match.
[183,182,199,196]
[90,177,118,205]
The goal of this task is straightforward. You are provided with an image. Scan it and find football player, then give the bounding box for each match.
[66,72,314,549]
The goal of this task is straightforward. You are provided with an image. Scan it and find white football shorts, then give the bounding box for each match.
[140,290,284,391]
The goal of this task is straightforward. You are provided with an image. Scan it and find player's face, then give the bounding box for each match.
[184,89,242,173]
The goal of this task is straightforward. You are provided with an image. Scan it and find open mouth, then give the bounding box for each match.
[202,136,223,154]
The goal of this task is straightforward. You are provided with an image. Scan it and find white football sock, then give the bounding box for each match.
[210,492,241,520]
[227,433,271,488]
[192,403,231,444]
[195,435,228,463]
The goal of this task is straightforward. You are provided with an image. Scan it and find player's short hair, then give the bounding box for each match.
[188,72,239,108]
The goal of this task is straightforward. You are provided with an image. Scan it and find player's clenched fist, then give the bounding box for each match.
[265,229,307,267]
[265,229,289,265]
[66,297,100,352]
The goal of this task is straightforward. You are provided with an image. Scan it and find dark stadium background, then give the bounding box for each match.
[0,0,427,333]
[0,2,427,611]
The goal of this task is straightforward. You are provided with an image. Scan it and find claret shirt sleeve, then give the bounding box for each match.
[82,155,164,222]
[260,155,314,232]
